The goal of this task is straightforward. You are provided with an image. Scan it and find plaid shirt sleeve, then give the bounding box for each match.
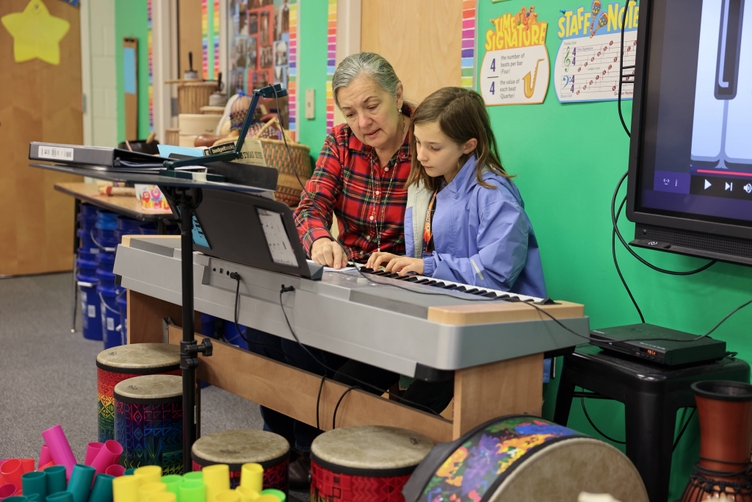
[294,130,346,254]
[293,124,410,260]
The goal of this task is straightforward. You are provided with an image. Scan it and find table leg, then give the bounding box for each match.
[71,198,80,333]
[453,353,544,439]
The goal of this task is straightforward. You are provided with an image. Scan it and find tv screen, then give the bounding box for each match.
[627,0,752,265]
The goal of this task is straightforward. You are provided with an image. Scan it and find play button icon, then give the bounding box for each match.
[704,179,712,189]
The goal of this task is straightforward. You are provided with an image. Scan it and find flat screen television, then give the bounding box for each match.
[627,0,752,266]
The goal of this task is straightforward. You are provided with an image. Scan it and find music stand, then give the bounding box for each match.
[29,83,286,472]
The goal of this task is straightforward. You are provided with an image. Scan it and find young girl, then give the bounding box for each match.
[366,87,546,298]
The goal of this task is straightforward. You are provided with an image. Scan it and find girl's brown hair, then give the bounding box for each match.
[407,87,511,191]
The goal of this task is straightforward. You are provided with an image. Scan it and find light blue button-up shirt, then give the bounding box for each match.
[405,155,547,298]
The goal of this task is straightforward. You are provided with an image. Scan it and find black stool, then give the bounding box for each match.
[553,344,750,502]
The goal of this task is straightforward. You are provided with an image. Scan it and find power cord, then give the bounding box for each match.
[332,386,361,429]
[277,285,442,417]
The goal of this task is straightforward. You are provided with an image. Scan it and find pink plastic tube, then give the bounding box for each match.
[0,482,18,499]
[104,464,125,477]
[41,425,77,479]
[39,445,52,468]
[90,440,123,476]
[0,459,22,491]
[84,442,104,466]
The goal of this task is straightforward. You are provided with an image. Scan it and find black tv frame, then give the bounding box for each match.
[626,0,752,266]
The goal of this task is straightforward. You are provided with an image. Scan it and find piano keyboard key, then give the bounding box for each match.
[352,264,554,305]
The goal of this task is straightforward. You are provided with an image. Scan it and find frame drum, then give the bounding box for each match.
[97,343,181,442]
[403,416,648,502]
[114,374,184,474]
[191,429,290,491]
[311,425,434,501]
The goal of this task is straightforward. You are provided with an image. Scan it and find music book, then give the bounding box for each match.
[29,142,166,172]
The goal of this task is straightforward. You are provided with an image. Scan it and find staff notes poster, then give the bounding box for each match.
[554,1,639,103]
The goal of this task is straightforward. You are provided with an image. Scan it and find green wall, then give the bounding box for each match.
[297,2,331,158]
[477,1,752,499]
[115,0,151,143]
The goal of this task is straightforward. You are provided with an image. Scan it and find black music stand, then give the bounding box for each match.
[29,85,286,474]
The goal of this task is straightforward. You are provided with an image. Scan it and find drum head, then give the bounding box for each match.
[488,437,648,502]
[114,374,183,401]
[192,429,289,467]
[312,426,433,472]
[97,343,180,371]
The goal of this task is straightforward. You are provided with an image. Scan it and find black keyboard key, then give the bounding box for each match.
[441,284,459,290]
[415,279,431,284]
[455,286,468,292]
[480,291,498,298]
[406,277,420,282]
[360,267,374,273]
[464,288,480,294]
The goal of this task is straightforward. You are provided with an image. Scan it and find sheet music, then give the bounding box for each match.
[257,208,298,266]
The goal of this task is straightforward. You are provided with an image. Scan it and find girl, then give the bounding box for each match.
[366,87,546,298]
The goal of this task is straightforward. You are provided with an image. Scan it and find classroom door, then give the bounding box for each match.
[0,0,83,276]
[360,0,463,104]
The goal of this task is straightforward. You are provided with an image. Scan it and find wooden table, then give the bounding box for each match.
[54,182,174,332]
[54,182,173,222]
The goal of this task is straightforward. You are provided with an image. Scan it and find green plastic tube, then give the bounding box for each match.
[89,473,114,502]
[44,466,67,495]
[21,471,47,500]
[260,489,285,502]
[65,465,95,502]
[178,480,205,502]
[45,492,74,502]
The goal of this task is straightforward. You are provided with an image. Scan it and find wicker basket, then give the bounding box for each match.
[164,127,180,146]
[176,81,217,114]
[252,118,312,207]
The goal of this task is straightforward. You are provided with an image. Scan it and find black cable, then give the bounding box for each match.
[277,285,442,416]
[612,194,645,323]
[673,408,696,451]
[610,171,717,276]
[332,386,361,429]
[580,397,625,444]
[230,273,302,363]
[316,375,326,430]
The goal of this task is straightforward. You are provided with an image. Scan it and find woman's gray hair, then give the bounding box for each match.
[332,52,401,108]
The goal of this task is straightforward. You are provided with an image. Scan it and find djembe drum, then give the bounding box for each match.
[681,380,752,502]
[403,415,648,502]
[114,374,184,474]
[96,343,181,442]
[311,425,434,501]
[191,429,290,492]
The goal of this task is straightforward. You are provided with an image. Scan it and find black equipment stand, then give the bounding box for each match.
[164,185,214,473]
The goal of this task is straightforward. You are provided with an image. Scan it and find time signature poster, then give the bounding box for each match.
[479,5,550,106]
[554,0,639,102]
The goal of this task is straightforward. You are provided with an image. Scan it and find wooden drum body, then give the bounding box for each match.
[311,426,434,502]
[114,374,184,474]
[403,416,648,502]
[191,429,290,491]
[96,343,181,443]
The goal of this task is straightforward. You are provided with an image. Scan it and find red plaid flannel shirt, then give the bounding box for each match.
[293,122,411,263]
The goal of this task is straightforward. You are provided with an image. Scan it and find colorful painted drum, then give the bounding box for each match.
[97,343,181,443]
[402,415,649,502]
[311,426,434,502]
[114,374,184,474]
[191,429,290,491]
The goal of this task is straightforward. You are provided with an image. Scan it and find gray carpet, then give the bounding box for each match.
[0,272,308,500]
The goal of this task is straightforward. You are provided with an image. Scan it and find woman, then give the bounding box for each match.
[294,51,412,267]
[261,52,413,489]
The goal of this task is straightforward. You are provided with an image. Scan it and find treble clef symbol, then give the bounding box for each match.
[564,46,571,66]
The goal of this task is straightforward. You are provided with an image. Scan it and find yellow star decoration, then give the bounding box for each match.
[1,0,70,65]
